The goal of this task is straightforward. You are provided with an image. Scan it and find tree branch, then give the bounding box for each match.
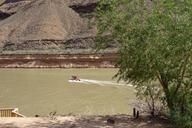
[174,54,190,95]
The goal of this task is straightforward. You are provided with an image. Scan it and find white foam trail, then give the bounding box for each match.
[69,79,133,87]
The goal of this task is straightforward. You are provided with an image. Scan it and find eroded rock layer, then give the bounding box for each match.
[0,0,100,53]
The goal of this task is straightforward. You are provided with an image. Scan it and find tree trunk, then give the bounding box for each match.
[157,73,174,111]
[163,87,174,111]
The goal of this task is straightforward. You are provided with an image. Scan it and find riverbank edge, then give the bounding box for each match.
[0,115,176,128]
[0,53,117,68]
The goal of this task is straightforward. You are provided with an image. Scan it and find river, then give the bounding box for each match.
[0,68,135,116]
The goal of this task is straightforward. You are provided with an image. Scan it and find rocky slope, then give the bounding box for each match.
[0,0,100,54]
[0,0,98,14]
[0,0,31,14]
[0,0,86,43]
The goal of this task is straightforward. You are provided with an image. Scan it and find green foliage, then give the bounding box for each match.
[96,0,192,127]
[170,87,192,128]
[171,109,192,128]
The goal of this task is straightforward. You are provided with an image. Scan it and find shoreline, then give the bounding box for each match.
[0,115,175,128]
[0,53,117,68]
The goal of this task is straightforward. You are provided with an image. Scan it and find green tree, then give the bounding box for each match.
[96,0,192,120]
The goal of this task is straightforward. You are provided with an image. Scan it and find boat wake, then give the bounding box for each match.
[68,79,133,87]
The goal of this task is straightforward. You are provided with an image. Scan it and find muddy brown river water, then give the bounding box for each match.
[0,68,135,117]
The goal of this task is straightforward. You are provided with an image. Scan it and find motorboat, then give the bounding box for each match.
[68,76,83,83]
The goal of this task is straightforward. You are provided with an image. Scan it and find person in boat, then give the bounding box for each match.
[70,75,80,81]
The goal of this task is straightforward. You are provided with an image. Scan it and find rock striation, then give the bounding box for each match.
[0,0,99,53]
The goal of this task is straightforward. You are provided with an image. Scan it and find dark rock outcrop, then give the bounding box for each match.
[0,10,12,20]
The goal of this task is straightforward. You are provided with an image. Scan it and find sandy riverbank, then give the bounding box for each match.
[0,115,175,128]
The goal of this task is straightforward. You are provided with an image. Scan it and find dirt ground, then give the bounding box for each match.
[0,115,176,128]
